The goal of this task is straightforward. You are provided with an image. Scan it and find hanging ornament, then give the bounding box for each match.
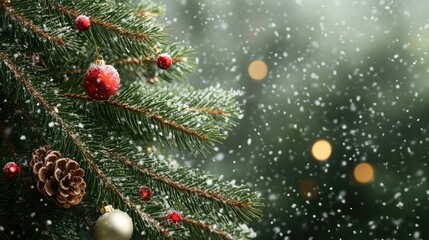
[139,185,152,201]
[2,162,20,180]
[156,53,172,70]
[83,59,121,100]
[30,146,86,208]
[95,202,133,240]
[165,210,182,225]
[75,15,91,32]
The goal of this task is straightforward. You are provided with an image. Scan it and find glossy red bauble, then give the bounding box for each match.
[75,15,91,32]
[2,162,20,180]
[83,62,120,100]
[165,210,182,225]
[139,185,152,201]
[156,53,172,70]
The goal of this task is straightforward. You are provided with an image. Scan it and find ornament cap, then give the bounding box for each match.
[94,58,106,65]
[1,0,11,4]
[99,202,114,214]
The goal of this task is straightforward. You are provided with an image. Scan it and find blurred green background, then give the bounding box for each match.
[159,0,429,239]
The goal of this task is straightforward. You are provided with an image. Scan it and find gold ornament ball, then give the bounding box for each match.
[95,207,133,240]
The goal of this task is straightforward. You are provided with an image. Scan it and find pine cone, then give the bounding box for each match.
[30,146,86,208]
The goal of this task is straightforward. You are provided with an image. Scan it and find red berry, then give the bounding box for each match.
[139,186,152,201]
[2,162,20,180]
[75,15,91,32]
[165,210,182,225]
[83,62,120,100]
[156,54,172,70]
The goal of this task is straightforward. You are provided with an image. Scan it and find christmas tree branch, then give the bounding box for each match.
[0,3,65,45]
[60,56,186,76]
[50,0,165,58]
[107,149,249,208]
[107,148,258,239]
[105,147,262,222]
[54,4,149,41]
[60,82,229,154]
[59,43,195,85]
[149,84,242,121]
[62,93,210,141]
[59,82,242,155]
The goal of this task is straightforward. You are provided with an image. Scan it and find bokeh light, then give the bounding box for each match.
[311,139,332,162]
[299,178,320,200]
[353,163,375,184]
[248,60,268,81]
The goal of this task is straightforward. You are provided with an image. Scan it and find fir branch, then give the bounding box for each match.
[0,3,64,45]
[106,149,250,208]
[54,4,149,41]
[62,93,210,141]
[107,149,256,239]
[58,82,241,155]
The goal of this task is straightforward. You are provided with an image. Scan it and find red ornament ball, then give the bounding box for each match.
[139,185,152,201]
[75,15,91,32]
[83,62,120,100]
[165,210,182,225]
[2,162,20,180]
[156,53,172,70]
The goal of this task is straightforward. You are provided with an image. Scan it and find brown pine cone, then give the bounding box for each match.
[30,146,86,208]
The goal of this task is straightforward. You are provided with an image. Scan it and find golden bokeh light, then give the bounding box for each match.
[311,139,332,162]
[299,178,320,200]
[353,162,375,184]
[248,60,268,81]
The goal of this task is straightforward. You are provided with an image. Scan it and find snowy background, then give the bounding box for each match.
[160,0,429,239]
